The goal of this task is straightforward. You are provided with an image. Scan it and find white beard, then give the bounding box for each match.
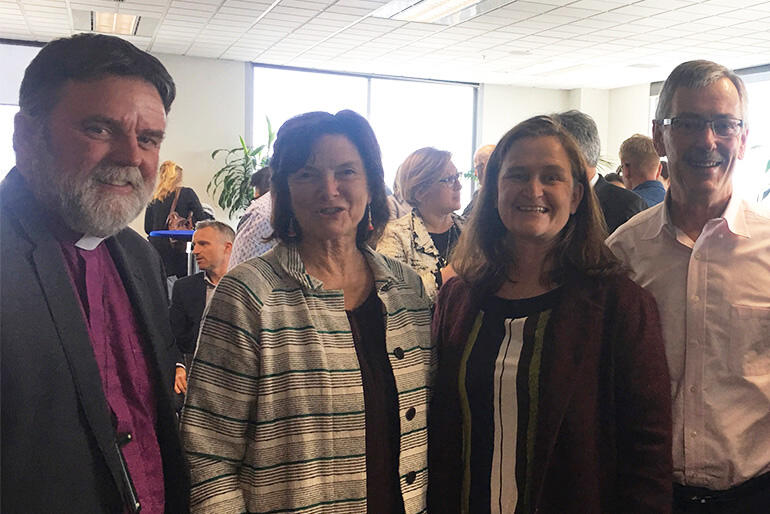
[25,131,155,237]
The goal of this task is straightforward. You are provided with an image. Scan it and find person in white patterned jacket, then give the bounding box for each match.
[180,109,435,514]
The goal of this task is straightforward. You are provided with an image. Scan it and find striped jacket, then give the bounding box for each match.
[181,243,435,513]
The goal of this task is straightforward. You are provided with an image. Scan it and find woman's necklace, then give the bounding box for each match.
[437,223,456,267]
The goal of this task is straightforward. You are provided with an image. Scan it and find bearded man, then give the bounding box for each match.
[1,34,189,513]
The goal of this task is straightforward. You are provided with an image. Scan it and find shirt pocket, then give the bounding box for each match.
[730,305,770,377]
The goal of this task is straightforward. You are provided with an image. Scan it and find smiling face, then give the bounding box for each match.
[653,77,747,208]
[417,161,462,215]
[16,75,166,236]
[497,136,583,249]
[288,134,370,245]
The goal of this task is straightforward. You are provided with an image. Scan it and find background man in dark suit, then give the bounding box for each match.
[554,110,648,233]
[1,34,188,513]
[171,220,234,395]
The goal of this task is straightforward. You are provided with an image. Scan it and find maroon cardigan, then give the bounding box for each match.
[428,274,672,514]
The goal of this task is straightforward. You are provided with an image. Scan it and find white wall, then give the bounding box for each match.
[478,82,652,171]
[478,84,570,146]
[607,83,654,161]
[129,53,247,234]
[0,44,39,105]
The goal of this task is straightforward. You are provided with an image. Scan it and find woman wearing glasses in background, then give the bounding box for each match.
[377,147,465,301]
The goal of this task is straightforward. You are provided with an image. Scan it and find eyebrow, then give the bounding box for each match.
[674,112,739,119]
[81,115,166,139]
[302,161,362,171]
[503,164,566,173]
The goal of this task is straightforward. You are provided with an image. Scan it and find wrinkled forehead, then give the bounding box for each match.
[669,77,744,118]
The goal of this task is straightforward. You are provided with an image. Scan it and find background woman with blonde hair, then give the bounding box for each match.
[145,160,211,278]
[377,147,464,301]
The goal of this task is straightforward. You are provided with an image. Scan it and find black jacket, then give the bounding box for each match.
[1,169,189,513]
[169,271,207,355]
[594,175,648,234]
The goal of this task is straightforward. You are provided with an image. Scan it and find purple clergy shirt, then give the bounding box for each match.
[59,237,165,514]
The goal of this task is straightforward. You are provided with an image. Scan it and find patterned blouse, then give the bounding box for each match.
[377,210,464,302]
[181,243,435,514]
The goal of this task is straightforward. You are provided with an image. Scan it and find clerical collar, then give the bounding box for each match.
[75,235,106,251]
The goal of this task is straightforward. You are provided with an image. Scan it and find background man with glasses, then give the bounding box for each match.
[607,60,770,513]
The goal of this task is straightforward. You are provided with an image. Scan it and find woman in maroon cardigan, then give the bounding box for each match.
[428,115,672,514]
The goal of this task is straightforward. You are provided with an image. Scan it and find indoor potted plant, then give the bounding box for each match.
[208,118,275,219]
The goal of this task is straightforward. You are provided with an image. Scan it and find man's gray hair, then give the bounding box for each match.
[195,220,235,242]
[655,60,748,126]
[552,110,600,167]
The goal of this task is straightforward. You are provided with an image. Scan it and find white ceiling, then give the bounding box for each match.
[2,0,769,89]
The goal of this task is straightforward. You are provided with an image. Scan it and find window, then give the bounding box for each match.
[0,104,18,180]
[252,65,477,209]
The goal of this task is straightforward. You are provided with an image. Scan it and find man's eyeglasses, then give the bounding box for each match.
[658,117,744,138]
[437,173,461,187]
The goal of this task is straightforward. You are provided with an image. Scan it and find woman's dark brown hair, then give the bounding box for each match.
[452,115,623,294]
[269,110,389,247]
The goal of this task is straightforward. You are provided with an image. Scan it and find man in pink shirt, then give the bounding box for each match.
[608,60,770,514]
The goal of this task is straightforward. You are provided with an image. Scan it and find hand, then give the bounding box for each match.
[440,264,457,284]
[174,367,188,394]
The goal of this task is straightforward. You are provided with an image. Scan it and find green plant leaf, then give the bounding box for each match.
[209,118,275,218]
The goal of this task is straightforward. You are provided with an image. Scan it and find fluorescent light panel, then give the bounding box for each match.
[372,0,508,25]
[393,0,481,23]
[93,12,138,35]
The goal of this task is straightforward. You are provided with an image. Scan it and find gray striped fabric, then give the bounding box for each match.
[181,243,435,513]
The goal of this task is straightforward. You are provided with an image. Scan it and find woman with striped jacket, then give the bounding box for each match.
[180,110,434,514]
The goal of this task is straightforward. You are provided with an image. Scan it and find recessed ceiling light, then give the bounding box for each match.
[72,9,159,37]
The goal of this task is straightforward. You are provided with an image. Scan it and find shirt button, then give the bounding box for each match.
[694,252,702,260]
[691,295,700,302]
[690,385,697,393]
[691,430,698,438]
[405,471,417,484]
[393,347,405,360]
[405,407,416,420]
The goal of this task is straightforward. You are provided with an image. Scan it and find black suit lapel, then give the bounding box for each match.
[194,272,207,320]
[2,171,128,500]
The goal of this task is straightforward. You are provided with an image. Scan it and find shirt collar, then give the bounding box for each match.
[589,173,599,188]
[273,242,397,292]
[643,192,750,240]
[720,194,750,238]
[75,235,106,251]
[203,272,217,288]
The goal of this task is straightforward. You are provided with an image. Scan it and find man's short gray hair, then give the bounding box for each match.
[655,60,748,126]
[195,220,235,242]
[552,110,600,167]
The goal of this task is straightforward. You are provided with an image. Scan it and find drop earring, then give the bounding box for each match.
[287,216,297,237]
[367,203,374,231]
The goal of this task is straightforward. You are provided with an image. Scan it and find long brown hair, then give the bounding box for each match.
[452,115,623,295]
